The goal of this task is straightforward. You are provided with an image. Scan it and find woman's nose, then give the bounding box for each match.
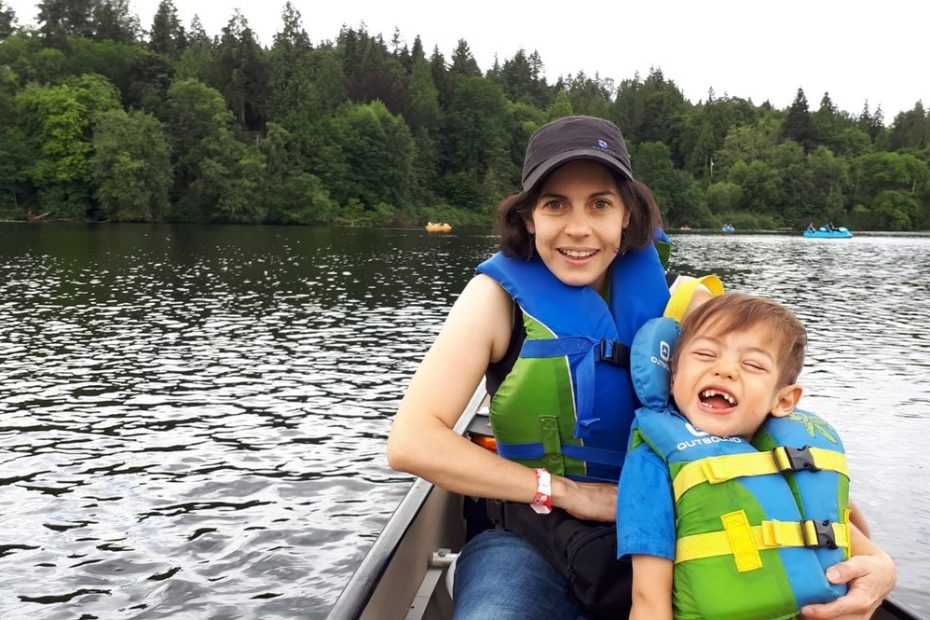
[564,208,591,235]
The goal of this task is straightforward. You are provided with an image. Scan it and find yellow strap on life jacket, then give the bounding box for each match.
[664,274,724,322]
[672,448,849,501]
[676,514,850,568]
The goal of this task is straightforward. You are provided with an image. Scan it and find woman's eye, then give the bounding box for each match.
[593,199,610,210]
[543,200,563,210]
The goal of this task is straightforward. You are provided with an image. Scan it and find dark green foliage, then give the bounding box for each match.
[327,100,416,211]
[0,10,928,230]
[92,109,172,220]
[14,73,121,218]
[259,123,335,224]
[0,0,16,41]
[121,51,175,115]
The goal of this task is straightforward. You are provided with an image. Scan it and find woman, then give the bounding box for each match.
[387,116,895,619]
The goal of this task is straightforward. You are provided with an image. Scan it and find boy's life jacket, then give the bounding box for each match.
[627,317,851,619]
[476,243,669,482]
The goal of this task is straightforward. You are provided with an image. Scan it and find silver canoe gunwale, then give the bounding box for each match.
[328,382,487,620]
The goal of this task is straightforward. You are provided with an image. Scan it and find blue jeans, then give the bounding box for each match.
[452,529,588,620]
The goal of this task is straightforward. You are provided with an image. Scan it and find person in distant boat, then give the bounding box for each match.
[807,222,816,233]
[387,116,896,620]
[618,293,895,620]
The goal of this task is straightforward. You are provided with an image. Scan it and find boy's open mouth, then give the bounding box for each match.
[699,388,738,411]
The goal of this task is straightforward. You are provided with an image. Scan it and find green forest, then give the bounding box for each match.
[1,0,929,231]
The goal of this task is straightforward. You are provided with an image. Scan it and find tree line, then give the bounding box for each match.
[1,0,929,230]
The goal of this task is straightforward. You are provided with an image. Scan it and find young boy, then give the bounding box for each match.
[617,293,851,620]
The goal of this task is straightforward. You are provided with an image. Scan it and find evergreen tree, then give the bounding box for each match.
[565,71,611,118]
[429,45,451,107]
[149,0,187,57]
[187,15,209,45]
[499,49,534,104]
[0,0,16,41]
[338,27,406,115]
[781,88,817,152]
[889,101,930,151]
[405,35,440,133]
[37,0,95,45]
[213,10,267,130]
[449,39,481,76]
[92,0,139,44]
[267,1,316,128]
[857,100,884,143]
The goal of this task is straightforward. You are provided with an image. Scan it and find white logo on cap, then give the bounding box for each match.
[597,139,609,150]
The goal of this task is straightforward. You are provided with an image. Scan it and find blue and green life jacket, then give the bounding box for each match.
[476,245,669,482]
[628,317,851,619]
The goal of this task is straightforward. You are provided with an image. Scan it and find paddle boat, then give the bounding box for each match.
[328,382,923,620]
[804,226,853,239]
[425,222,453,233]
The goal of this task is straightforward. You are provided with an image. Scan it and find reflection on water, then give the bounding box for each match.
[0,225,927,617]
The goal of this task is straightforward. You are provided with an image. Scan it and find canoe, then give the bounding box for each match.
[804,227,853,239]
[329,384,926,620]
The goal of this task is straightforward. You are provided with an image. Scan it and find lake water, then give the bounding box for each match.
[0,223,927,618]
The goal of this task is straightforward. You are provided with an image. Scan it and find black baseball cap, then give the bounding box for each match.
[521,115,634,193]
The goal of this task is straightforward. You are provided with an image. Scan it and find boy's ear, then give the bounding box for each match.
[770,384,803,418]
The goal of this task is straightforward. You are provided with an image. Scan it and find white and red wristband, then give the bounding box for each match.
[530,467,552,514]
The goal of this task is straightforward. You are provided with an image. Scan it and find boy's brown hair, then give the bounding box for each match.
[671,292,807,386]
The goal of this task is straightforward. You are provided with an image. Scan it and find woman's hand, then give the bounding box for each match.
[552,477,617,522]
[800,532,896,620]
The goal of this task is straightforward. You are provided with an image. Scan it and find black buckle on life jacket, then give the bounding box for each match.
[598,340,630,367]
[802,519,838,549]
[772,445,818,472]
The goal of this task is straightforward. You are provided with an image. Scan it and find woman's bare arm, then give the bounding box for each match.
[387,274,617,521]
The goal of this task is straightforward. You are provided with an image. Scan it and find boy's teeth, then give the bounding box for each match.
[701,389,736,405]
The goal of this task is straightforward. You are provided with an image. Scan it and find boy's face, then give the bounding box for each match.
[671,322,801,439]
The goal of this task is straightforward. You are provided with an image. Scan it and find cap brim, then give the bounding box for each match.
[522,149,634,193]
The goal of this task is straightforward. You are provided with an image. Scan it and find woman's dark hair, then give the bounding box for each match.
[494,167,664,259]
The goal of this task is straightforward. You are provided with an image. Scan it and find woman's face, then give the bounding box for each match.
[526,160,630,293]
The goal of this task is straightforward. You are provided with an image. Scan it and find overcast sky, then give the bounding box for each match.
[6,0,928,122]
